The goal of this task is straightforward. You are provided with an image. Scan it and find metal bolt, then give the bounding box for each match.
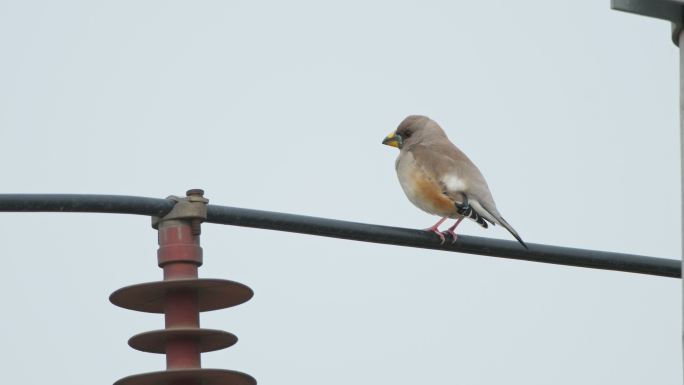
[186,189,205,197]
[186,189,204,235]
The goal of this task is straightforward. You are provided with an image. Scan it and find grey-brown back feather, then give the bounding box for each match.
[408,142,497,214]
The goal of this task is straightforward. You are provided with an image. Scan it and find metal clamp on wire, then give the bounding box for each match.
[152,189,209,235]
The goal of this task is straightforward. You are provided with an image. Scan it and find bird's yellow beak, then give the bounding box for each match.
[382,131,403,148]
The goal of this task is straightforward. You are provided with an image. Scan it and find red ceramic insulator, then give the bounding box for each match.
[110,191,256,385]
[157,219,203,280]
[110,279,253,313]
[157,220,202,370]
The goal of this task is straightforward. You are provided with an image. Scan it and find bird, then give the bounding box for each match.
[382,115,527,248]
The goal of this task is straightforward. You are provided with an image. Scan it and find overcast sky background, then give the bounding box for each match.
[0,1,682,384]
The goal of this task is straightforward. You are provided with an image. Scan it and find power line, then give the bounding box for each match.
[0,193,678,278]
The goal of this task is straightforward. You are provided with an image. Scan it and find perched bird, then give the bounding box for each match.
[382,115,527,248]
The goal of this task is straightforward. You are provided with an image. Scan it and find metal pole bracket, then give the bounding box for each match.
[152,189,208,232]
[612,0,684,45]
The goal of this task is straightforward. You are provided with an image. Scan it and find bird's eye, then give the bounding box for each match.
[403,130,412,139]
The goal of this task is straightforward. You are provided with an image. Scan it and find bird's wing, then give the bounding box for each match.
[409,142,527,248]
[408,143,491,222]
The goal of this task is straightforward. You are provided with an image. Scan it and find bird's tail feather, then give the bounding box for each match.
[496,216,528,249]
[470,199,527,249]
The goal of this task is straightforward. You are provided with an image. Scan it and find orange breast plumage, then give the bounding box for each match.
[396,152,456,217]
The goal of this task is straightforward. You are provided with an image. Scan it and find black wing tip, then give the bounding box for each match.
[456,201,488,229]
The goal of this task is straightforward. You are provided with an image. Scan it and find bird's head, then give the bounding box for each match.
[382,115,446,150]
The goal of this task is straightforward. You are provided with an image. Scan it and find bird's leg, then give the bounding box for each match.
[424,217,448,244]
[443,217,464,243]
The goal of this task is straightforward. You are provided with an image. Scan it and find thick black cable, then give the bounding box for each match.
[206,205,680,278]
[0,194,174,216]
[0,194,679,278]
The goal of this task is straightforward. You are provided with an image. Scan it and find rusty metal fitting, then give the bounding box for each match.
[152,189,209,235]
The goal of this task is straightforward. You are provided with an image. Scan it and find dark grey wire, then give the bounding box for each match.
[0,194,679,278]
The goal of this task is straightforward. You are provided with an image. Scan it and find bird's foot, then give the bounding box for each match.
[443,228,458,244]
[442,217,464,244]
[424,217,448,244]
[424,226,446,244]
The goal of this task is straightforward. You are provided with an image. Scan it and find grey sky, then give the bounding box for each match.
[0,1,681,384]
